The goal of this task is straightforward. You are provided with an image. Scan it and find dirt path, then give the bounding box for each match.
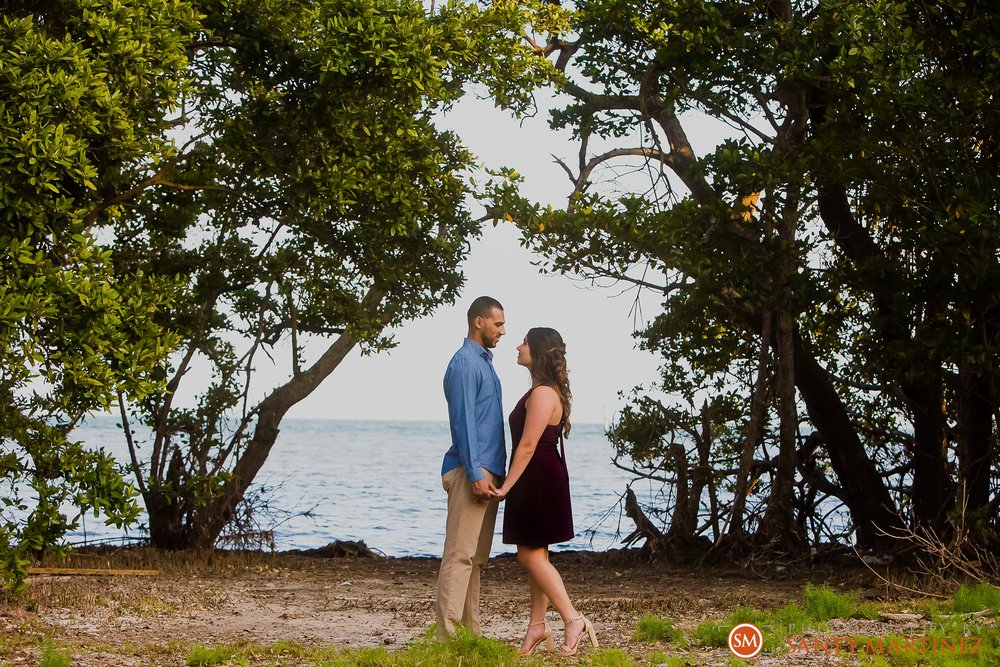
[0,549,911,665]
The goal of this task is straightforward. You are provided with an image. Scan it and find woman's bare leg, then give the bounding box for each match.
[516,545,585,649]
[519,568,551,653]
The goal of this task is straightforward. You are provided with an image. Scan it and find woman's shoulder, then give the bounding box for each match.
[526,384,560,405]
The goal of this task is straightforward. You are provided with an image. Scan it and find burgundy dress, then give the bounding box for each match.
[502,388,574,547]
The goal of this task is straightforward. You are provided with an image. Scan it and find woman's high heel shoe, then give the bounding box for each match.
[519,620,554,655]
[556,615,598,656]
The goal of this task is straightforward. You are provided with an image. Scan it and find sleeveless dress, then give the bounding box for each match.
[502,388,574,546]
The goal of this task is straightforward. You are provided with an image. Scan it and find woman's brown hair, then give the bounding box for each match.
[526,327,572,436]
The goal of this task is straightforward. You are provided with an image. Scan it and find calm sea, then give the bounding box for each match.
[66,418,642,557]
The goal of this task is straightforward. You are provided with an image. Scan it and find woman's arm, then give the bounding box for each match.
[494,386,560,499]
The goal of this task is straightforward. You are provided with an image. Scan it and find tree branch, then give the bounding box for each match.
[83,131,212,227]
[117,393,148,497]
[156,180,234,193]
[579,147,676,192]
[563,80,642,112]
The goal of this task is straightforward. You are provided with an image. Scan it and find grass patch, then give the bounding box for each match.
[186,644,244,666]
[318,646,395,667]
[856,601,882,620]
[804,583,857,620]
[0,624,34,657]
[39,641,73,667]
[267,639,322,659]
[846,584,1000,666]
[22,632,532,667]
[404,626,525,666]
[694,606,769,649]
[132,594,179,616]
[633,614,685,644]
[0,631,73,664]
[694,602,814,653]
[951,583,1000,614]
[584,647,634,666]
[694,585,865,655]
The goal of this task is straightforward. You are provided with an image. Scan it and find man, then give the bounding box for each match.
[436,296,507,638]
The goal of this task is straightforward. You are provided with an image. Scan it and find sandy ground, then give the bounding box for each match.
[0,549,944,666]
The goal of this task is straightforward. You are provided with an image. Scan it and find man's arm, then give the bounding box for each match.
[444,357,496,499]
[445,356,484,482]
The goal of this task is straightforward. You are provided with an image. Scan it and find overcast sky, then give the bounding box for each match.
[287,92,674,424]
[290,220,662,424]
[227,77,735,426]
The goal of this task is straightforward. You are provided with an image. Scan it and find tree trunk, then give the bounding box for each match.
[195,329,363,548]
[145,448,203,549]
[758,307,802,551]
[723,295,904,547]
[151,288,387,549]
[790,327,904,546]
[146,494,198,550]
[957,356,992,520]
[758,196,802,551]
[807,122,946,543]
[695,402,720,542]
[723,310,772,545]
[665,442,695,543]
[904,372,953,530]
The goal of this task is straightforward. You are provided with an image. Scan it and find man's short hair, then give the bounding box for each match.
[467,296,503,324]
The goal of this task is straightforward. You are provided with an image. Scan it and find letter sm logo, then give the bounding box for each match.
[728,623,764,659]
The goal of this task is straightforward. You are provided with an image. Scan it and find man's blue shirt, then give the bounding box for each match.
[441,338,506,482]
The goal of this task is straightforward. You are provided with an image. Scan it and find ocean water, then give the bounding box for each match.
[65,418,641,556]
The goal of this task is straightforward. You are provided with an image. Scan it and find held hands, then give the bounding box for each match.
[470,478,496,503]
[469,478,510,503]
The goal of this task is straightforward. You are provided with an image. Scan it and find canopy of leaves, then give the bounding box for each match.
[1,0,199,588]
[109,0,556,548]
[491,0,999,555]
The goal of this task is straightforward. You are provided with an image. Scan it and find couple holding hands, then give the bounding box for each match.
[434,296,599,656]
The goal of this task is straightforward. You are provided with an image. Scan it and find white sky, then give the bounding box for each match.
[288,86,739,424]
[289,92,672,424]
[290,219,661,424]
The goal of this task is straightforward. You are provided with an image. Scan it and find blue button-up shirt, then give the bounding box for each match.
[441,338,506,482]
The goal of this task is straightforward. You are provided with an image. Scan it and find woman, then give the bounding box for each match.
[491,327,598,656]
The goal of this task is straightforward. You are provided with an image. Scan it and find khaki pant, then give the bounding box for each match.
[435,466,500,638]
